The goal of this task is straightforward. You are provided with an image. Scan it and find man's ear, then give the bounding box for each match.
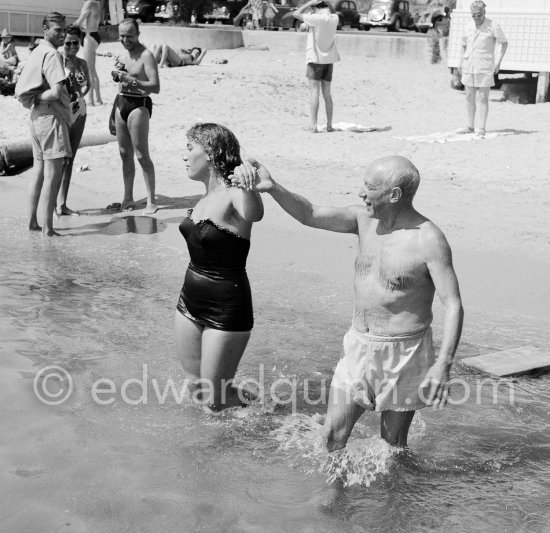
[390,187,402,203]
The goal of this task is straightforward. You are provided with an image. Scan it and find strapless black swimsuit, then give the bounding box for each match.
[176,209,253,331]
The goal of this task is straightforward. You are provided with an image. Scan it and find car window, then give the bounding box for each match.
[349,1,356,9]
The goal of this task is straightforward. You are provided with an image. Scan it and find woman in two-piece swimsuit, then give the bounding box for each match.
[57,26,90,216]
[175,123,264,411]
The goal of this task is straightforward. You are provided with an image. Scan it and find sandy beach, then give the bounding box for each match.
[1,33,550,532]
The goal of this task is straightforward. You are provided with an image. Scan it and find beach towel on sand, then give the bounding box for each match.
[397,130,513,144]
[318,122,390,133]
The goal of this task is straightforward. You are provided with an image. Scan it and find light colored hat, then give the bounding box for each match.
[1,28,13,38]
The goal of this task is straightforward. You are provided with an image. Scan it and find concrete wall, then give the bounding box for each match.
[137,25,429,61]
[242,30,429,61]
[138,26,244,51]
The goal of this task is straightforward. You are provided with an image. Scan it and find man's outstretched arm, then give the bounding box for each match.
[232,159,360,234]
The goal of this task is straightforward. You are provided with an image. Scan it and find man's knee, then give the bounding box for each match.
[135,150,152,167]
[118,145,133,160]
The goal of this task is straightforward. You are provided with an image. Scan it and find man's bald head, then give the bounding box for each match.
[367,156,420,201]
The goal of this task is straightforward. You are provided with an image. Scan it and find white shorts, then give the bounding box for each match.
[461,72,494,88]
[331,327,435,412]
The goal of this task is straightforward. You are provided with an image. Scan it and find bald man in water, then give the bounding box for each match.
[233,155,463,449]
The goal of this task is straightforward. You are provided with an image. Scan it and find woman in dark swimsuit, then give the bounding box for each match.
[176,123,264,411]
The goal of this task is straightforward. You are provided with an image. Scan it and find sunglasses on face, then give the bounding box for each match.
[64,40,80,46]
[471,13,484,17]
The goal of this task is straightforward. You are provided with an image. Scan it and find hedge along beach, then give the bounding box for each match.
[1,21,550,533]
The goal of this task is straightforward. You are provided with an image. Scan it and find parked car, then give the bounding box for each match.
[233,2,298,30]
[413,2,451,33]
[199,0,248,24]
[125,0,159,22]
[154,0,179,22]
[359,0,414,31]
[334,0,361,30]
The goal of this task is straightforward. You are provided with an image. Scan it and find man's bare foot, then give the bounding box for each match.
[310,125,318,133]
[29,222,42,231]
[456,126,474,134]
[43,229,61,237]
[326,125,334,132]
[121,202,135,212]
[144,203,158,215]
[56,206,80,217]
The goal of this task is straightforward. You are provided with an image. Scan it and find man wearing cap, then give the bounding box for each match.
[293,0,340,133]
[458,0,508,138]
[0,28,19,76]
[15,12,72,236]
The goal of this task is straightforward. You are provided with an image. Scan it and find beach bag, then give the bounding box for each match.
[14,54,46,109]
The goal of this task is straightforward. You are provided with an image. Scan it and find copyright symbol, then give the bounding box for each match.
[33,365,73,405]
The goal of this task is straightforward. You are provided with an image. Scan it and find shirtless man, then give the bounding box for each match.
[74,0,103,105]
[111,18,159,214]
[233,155,463,449]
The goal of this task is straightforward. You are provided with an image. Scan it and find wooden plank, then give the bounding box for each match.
[460,346,550,377]
[536,71,550,104]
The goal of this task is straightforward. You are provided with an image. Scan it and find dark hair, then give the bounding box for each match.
[43,11,66,28]
[186,123,242,186]
[66,25,83,44]
[315,1,335,13]
[119,18,140,32]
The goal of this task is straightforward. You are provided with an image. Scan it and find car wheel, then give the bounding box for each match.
[390,18,401,32]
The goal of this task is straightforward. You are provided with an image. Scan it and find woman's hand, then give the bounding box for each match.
[231,158,275,193]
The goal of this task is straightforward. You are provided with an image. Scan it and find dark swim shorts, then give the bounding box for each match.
[109,94,153,135]
[306,62,333,82]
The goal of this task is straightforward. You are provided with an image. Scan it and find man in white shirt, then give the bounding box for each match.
[294,0,340,133]
[458,1,508,138]
[15,12,72,236]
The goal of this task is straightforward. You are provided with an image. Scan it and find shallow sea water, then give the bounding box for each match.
[1,211,549,533]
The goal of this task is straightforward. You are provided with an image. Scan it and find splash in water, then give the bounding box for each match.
[272,413,395,487]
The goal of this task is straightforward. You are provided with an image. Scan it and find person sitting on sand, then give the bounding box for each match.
[175,123,264,412]
[232,155,463,449]
[151,44,204,68]
[0,29,19,77]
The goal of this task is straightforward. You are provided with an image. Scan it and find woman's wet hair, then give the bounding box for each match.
[66,25,83,45]
[186,123,242,186]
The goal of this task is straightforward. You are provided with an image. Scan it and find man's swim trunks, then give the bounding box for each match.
[306,62,333,82]
[331,327,435,411]
[109,93,153,135]
[176,209,253,332]
[86,31,101,46]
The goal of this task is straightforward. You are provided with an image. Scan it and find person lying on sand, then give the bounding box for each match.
[151,45,205,68]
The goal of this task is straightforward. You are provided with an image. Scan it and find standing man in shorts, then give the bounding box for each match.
[15,12,72,237]
[110,18,159,214]
[458,1,508,138]
[233,155,463,449]
[74,0,103,106]
[293,0,340,133]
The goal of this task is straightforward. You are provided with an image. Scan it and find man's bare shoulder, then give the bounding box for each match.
[418,219,453,261]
